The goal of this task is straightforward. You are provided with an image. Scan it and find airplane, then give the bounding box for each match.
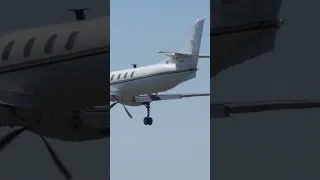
[0,9,110,180]
[110,18,210,125]
[211,0,320,117]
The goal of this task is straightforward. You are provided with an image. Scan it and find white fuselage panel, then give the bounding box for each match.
[110,64,197,102]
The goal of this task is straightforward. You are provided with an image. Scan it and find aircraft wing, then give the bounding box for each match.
[110,91,210,103]
[134,93,210,103]
[211,100,320,118]
[211,0,283,77]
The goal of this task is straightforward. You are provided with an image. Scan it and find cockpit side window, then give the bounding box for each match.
[24,37,36,57]
[117,73,121,79]
[2,41,15,61]
[65,31,79,50]
[45,34,58,54]
[111,74,115,81]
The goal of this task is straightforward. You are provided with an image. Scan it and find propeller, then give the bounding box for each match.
[0,127,72,180]
[110,102,133,119]
[0,127,26,151]
[110,102,118,109]
[122,105,133,119]
[40,136,71,179]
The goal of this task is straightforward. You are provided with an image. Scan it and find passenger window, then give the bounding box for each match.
[2,41,15,60]
[124,72,128,79]
[24,37,36,57]
[117,73,121,79]
[45,34,58,54]
[110,74,115,81]
[130,71,135,78]
[65,31,79,50]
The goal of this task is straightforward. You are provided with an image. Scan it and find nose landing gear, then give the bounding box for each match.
[143,103,153,125]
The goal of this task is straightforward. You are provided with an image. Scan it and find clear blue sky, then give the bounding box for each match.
[110,0,210,180]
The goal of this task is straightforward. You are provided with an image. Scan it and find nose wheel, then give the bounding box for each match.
[143,103,153,125]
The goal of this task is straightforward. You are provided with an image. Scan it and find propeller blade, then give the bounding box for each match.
[110,102,118,109]
[40,136,72,180]
[122,105,133,119]
[0,127,26,153]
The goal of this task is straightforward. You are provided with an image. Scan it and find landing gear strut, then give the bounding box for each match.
[143,103,153,125]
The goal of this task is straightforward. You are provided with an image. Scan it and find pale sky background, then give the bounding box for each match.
[0,1,109,180]
[110,0,210,180]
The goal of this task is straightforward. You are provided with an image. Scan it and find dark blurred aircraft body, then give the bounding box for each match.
[211,1,320,118]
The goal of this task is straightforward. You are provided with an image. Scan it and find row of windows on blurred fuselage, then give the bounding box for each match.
[110,71,136,82]
[1,31,79,61]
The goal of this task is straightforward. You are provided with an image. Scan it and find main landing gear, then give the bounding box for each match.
[143,103,153,125]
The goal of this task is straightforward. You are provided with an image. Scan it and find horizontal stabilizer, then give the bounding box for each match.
[158,51,190,57]
[158,51,210,58]
[199,54,210,58]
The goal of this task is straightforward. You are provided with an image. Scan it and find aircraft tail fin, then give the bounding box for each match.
[158,18,207,69]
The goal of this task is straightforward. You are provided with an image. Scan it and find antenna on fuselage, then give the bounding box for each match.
[132,64,138,68]
[68,8,90,21]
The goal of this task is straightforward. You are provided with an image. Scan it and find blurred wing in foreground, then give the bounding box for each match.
[211,100,320,118]
[211,0,284,77]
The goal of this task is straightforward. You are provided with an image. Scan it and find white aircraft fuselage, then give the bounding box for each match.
[110,64,197,106]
